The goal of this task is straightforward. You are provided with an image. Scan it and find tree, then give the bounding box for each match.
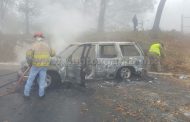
[152,0,167,31]
[31,0,156,32]
[0,0,13,31]
[24,0,30,34]
[18,0,40,34]
[0,0,8,21]
[97,0,156,31]
[97,0,107,32]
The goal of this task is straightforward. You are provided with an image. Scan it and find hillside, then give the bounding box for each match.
[0,31,189,73]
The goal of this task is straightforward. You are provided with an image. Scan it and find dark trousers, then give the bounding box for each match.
[148,52,161,72]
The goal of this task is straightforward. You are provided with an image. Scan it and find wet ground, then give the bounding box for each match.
[1,65,190,122]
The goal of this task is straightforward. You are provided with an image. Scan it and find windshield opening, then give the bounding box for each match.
[59,45,78,58]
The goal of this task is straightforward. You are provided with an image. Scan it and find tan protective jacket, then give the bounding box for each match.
[26,41,55,67]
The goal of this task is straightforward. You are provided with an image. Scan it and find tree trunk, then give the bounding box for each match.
[25,0,30,35]
[97,0,107,32]
[0,0,9,31]
[152,0,167,31]
[0,0,6,20]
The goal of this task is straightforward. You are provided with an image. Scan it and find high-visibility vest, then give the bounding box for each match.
[149,43,161,56]
[26,41,55,67]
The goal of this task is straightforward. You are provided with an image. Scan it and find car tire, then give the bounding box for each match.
[46,71,61,89]
[45,74,52,88]
[118,67,132,80]
[36,73,53,88]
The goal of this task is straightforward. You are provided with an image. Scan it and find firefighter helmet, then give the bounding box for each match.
[34,32,44,38]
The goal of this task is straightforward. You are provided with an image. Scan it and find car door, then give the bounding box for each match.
[96,43,120,79]
[84,44,97,79]
[66,44,93,82]
[57,44,79,82]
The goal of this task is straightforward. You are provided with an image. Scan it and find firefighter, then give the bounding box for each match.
[132,15,138,32]
[148,42,165,72]
[24,32,55,98]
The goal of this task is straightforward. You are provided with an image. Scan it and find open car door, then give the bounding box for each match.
[65,44,93,83]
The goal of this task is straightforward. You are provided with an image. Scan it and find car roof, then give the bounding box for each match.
[69,41,136,45]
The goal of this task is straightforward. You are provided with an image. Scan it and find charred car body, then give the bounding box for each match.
[18,42,147,87]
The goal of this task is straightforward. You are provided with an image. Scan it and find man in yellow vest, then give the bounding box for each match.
[148,42,165,72]
[24,32,55,98]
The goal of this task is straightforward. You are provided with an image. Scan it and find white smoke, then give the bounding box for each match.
[14,2,96,63]
[37,3,96,53]
[15,41,31,63]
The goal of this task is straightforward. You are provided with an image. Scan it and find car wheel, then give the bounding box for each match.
[46,71,61,88]
[45,74,52,88]
[119,67,132,80]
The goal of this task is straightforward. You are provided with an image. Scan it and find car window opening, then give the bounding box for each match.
[100,45,117,58]
[120,45,140,56]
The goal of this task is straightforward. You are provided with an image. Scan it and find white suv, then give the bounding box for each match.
[19,42,147,87]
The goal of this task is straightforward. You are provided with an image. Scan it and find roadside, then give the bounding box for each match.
[1,65,190,122]
[93,78,190,122]
[0,64,19,98]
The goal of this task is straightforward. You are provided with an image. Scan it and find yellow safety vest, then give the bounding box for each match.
[26,41,55,67]
[149,43,161,56]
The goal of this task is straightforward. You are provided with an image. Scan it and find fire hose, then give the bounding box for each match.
[0,66,31,97]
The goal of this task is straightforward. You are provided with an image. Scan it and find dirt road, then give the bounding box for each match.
[1,65,190,122]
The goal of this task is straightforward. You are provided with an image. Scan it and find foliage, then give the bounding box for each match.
[0,0,156,33]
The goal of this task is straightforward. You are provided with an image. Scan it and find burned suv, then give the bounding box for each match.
[19,42,146,87]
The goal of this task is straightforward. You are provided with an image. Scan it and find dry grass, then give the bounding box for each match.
[0,40,17,62]
[161,34,190,73]
[0,31,189,73]
[0,34,32,62]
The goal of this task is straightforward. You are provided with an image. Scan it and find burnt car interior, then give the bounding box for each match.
[120,45,140,56]
[100,44,118,58]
